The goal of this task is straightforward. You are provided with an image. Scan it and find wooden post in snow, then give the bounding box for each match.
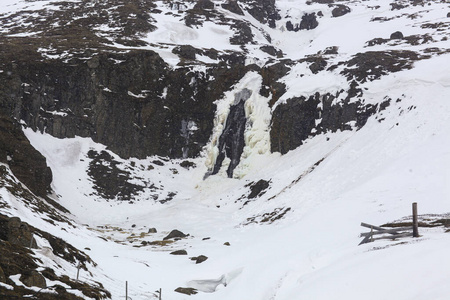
[412,202,419,237]
[76,263,81,281]
[125,281,128,300]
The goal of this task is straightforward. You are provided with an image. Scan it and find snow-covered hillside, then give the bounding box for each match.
[1,0,450,299]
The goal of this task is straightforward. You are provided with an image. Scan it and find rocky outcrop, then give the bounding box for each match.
[2,217,37,249]
[271,90,378,154]
[271,96,320,154]
[222,1,245,15]
[239,0,280,28]
[0,214,110,299]
[0,50,250,160]
[20,270,47,288]
[0,113,52,199]
[332,5,351,18]
[300,13,319,30]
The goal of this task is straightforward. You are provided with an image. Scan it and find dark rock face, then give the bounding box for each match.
[300,13,319,30]
[239,0,280,27]
[260,61,291,106]
[211,89,251,178]
[222,1,244,15]
[271,96,320,154]
[332,5,351,17]
[194,0,215,10]
[0,113,52,199]
[0,50,250,160]
[270,90,378,154]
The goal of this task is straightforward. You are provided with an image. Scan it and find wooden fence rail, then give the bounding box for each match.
[359,203,419,245]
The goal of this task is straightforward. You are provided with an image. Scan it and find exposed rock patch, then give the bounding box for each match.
[87,150,146,201]
[338,50,422,83]
[247,180,271,199]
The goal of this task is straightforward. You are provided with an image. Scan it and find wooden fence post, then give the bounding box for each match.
[126,281,128,300]
[76,263,81,281]
[412,202,419,237]
[370,226,373,242]
[159,288,162,300]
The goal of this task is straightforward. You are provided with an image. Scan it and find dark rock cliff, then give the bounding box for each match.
[0,49,250,159]
[0,112,52,198]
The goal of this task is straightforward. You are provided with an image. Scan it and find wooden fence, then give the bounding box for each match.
[359,202,419,245]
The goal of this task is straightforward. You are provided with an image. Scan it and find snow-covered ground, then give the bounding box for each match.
[9,52,450,299]
[1,0,450,299]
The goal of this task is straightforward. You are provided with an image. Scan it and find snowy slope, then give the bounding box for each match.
[1,0,450,299]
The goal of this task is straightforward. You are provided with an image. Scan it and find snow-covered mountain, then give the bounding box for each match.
[1,0,450,299]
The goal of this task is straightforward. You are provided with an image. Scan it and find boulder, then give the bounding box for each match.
[170,250,188,255]
[148,228,157,233]
[259,45,283,58]
[163,230,188,240]
[390,31,404,39]
[175,287,198,295]
[191,255,208,264]
[332,5,351,17]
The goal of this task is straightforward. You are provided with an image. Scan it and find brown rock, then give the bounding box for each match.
[20,270,46,288]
